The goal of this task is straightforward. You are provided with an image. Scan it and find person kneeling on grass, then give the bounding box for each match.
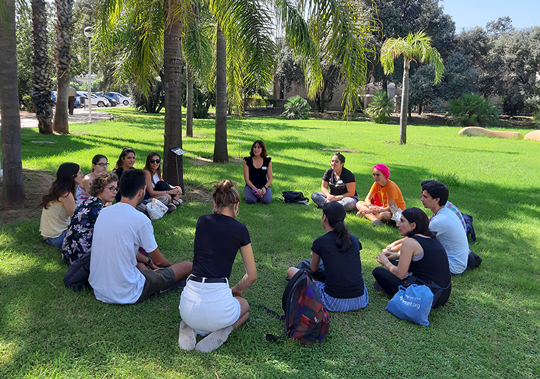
[178,180,257,352]
[356,164,406,226]
[89,169,192,304]
[287,202,368,312]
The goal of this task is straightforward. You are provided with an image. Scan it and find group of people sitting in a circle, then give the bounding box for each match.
[38,141,475,352]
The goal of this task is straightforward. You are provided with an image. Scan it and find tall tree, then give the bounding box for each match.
[381,31,444,144]
[0,0,26,205]
[213,24,227,162]
[52,0,75,134]
[32,0,54,134]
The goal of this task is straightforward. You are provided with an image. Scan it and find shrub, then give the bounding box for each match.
[365,91,394,123]
[445,93,499,127]
[281,95,310,119]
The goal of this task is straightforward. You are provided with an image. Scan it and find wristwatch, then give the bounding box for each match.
[147,257,152,265]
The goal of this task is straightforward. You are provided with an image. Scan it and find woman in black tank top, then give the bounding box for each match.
[372,208,451,308]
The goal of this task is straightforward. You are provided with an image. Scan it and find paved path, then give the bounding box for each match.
[0,107,114,129]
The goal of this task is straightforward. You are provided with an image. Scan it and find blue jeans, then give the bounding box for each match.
[45,229,68,251]
[244,186,272,204]
[311,192,357,211]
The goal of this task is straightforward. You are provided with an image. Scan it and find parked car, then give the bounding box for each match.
[95,92,118,107]
[104,92,131,106]
[77,92,110,107]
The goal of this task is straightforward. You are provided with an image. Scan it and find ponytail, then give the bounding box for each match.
[322,202,351,252]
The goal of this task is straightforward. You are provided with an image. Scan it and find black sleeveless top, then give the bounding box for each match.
[244,156,271,189]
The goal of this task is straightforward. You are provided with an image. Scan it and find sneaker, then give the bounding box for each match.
[372,219,383,226]
[178,321,197,351]
[195,326,234,353]
[167,204,176,213]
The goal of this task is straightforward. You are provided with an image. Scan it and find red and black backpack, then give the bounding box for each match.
[265,270,330,345]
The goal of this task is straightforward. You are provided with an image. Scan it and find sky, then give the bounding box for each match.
[440,0,540,31]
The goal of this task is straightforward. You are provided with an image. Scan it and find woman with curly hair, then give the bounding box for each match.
[40,163,83,249]
[62,172,118,264]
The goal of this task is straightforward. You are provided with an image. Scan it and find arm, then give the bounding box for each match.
[59,192,77,216]
[80,175,92,194]
[232,244,257,297]
[243,160,257,190]
[320,180,331,197]
[377,237,419,279]
[136,251,160,270]
[327,181,356,203]
[261,161,273,196]
[385,237,405,253]
[310,251,320,272]
[147,247,173,267]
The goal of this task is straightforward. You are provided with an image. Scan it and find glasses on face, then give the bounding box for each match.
[107,186,119,193]
[150,159,161,164]
[95,162,109,166]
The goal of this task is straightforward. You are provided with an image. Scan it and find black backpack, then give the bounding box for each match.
[282,191,309,205]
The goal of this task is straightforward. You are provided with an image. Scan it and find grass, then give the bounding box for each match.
[1,107,540,378]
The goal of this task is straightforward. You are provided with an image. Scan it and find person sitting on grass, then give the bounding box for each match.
[372,207,451,309]
[89,169,192,304]
[62,172,118,265]
[178,180,257,352]
[356,164,406,226]
[311,153,358,211]
[40,163,83,250]
[287,202,368,312]
[385,181,469,275]
[112,147,136,202]
[243,140,273,204]
[143,152,183,209]
[76,154,109,205]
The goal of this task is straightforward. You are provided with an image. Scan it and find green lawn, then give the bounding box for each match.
[1,108,539,378]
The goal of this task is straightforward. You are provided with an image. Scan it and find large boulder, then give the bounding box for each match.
[524,130,540,142]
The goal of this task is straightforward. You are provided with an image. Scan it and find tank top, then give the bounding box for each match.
[40,199,70,238]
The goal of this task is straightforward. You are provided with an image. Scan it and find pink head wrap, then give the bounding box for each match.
[373,164,390,179]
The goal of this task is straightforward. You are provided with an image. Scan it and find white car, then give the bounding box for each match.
[104,92,131,106]
[78,92,110,107]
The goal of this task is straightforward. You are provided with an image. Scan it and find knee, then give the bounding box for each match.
[245,198,256,204]
[287,267,299,279]
[261,197,272,204]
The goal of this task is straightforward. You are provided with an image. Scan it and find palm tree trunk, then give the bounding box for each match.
[162,3,184,188]
[52,0,74,134]
[31,0,54,134]
[0,0,27,206]
[186,67,194,137]
[399,58,410,145]
[213,24,228,163]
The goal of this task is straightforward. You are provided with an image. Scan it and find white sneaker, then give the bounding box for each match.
[178,321,197,351]
[194,326,233,353]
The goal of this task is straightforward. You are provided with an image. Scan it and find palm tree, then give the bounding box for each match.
[52,0,75,134]
[31,0,54,134]
[0,0,27,206]
[381,31,444,144]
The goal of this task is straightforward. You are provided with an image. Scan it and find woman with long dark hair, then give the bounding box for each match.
[372,207,452,308]
[311,153,358,211]
[243,140,273,204]
[179,180,257,352]
[76,154,108,205]
[287,202,368,312]
[112,147,136,202]
[40,163,83,249]
[143,152,182,206]
[62,172,118,264]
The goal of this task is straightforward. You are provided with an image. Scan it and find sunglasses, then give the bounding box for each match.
[150,159,161,164]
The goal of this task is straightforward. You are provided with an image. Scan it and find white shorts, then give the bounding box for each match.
[179,279,241,334]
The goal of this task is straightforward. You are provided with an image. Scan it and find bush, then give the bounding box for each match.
[533,105,540,126]
[365,91,394,123]
[281,95,311,119]
[445,93,499,127]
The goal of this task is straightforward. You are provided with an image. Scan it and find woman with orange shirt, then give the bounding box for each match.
[356,164,406,226]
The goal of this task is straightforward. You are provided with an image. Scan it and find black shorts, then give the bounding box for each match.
[136,267,176,303]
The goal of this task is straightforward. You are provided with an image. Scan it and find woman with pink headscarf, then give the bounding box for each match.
[356,164,406,226]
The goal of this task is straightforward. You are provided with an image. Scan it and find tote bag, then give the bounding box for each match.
[385,284,434,326]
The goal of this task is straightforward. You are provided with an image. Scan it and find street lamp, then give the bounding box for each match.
[84,26,94,122]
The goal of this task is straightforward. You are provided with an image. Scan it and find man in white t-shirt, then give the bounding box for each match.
[89,169,192,304]
[420,181,468,274]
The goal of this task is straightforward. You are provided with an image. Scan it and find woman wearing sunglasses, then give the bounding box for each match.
[76,154,109,205]
[62,172,118,264]
[143,152,183,207]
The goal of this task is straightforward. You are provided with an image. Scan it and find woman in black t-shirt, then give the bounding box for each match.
[311,153,358,211]
[243,140,273,204]
[287,202,369,312]
[179,180,257,352]
[373,208,451,308]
